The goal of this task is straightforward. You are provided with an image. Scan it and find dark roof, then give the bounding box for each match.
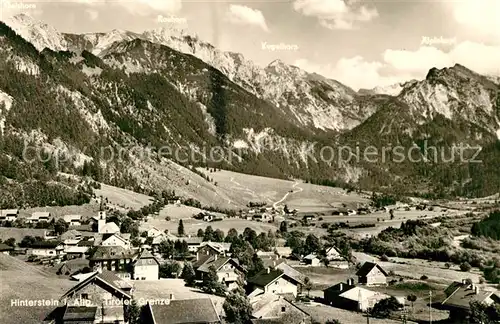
[88,246,136,261]
[61,270,131,300]
[148,298,220,323]
[62,306,97,321]
[356,262,388,277]
[0,243,13,251]
[441,282,498,310]
[248,269,287,287]
[323,282,356,294]
[195,256,243,273]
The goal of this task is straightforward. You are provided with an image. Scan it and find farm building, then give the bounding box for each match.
[28,241,65,257]
[26,211,51,224]
[356,262,388,286]
[0,209,18,222]
[303,254,320,267]
[63,215,82,226]
[88,246,137,272]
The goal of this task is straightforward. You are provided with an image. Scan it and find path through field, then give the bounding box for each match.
[273,181,303,208]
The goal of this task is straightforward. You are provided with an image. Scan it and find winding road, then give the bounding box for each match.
[273,181,303,209]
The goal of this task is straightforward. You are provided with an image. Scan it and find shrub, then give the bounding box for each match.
[420,275,429,280]
[460,262,472,272]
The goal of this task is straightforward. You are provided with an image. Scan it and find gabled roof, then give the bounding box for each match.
[250,293,310,320]
[100,222,120,234]
[356,262,388,277]
[274,263,305,285]
[0,209,18,216]
[338,286,390,302]
[441,282,499,310]
[197,256,243,273]
[146,298,220,324]
[63,214,82,222]
[133,250,160,266]
[59,229,83,241]
[61,270,131,300]
[30,211,51,219]
[248,268,298,288]
[102,233,130,245]
[200,241,231,252]
[303,254,319,260]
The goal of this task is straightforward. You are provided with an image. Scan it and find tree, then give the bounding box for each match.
[223,290,252,324]
[54,218,69,235]
[181,262,196,286]
[203,226,214,241]
[159,261,181,278]
[444,262,451,269]
[469,301,500,323]
[279,221,288,233]
[284,205,290,214]
[407,294,417,311]
[159,240,175,259]
[197,228,204,238]
[460,262,472,272]
[247,253,265,277]
[389,209,395,220]
[213,229,225,242]
[4,237,15,247]
[370,297,402,318]
[305,234,321,255]
[304,277,313,297]
[178,219,185,236]
[225,228,239,243]
[120,218,139,237]
[201,265,226,296]
[124,298,141,324]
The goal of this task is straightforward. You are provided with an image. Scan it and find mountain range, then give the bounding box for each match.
[0,14,499,208]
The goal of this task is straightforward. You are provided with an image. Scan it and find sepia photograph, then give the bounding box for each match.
[0,0,499,323]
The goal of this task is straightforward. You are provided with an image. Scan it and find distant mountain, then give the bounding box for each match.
[0,14,499,206]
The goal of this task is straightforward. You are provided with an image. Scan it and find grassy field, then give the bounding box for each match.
[0,254,74,324]
[0,227,49,242]
[94,183,153,210]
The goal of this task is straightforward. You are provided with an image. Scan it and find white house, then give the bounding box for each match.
[247,268,300,297]
[132,250,160,280]
[101,233,131,249]
[29,241,65,257]
[0,209,18,222]
[27,211,51,224]
[63,215,82,226]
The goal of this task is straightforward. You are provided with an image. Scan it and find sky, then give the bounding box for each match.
[1,0,499,90]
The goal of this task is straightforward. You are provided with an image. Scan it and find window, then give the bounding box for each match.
[281,306,286,312]
[81,293,89,299]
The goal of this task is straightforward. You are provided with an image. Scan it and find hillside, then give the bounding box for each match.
[0,14,499,210]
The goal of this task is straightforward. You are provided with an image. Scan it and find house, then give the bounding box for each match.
[88,246,137,272]
[132,250,160,280]
[146,227,162,238]
[193,254,245,290]
[356,262,388,286]
[58,269,132,323]
[178,236,204,252]
[274,247,292,259]
[0,209,18,222]
[325,247,349,269]
[63,215,82,226]
[99,222,120,235]
[257,250,277,258]
[303,254,321,267]
[140,298,221,324]
[323,279,393,312]
[0,243,13,255]
[441,279,500,321]
[253,213,273,222]
[28,241,65,257]
[26,211,51,224]
[101,233,131,249]
[248,268,300,297]
[274,263,306,287]
[198,241,231,256]
[203,214,214,222]
[302,215,315,222]
[250,293,311,324]
[64,246,89,259]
